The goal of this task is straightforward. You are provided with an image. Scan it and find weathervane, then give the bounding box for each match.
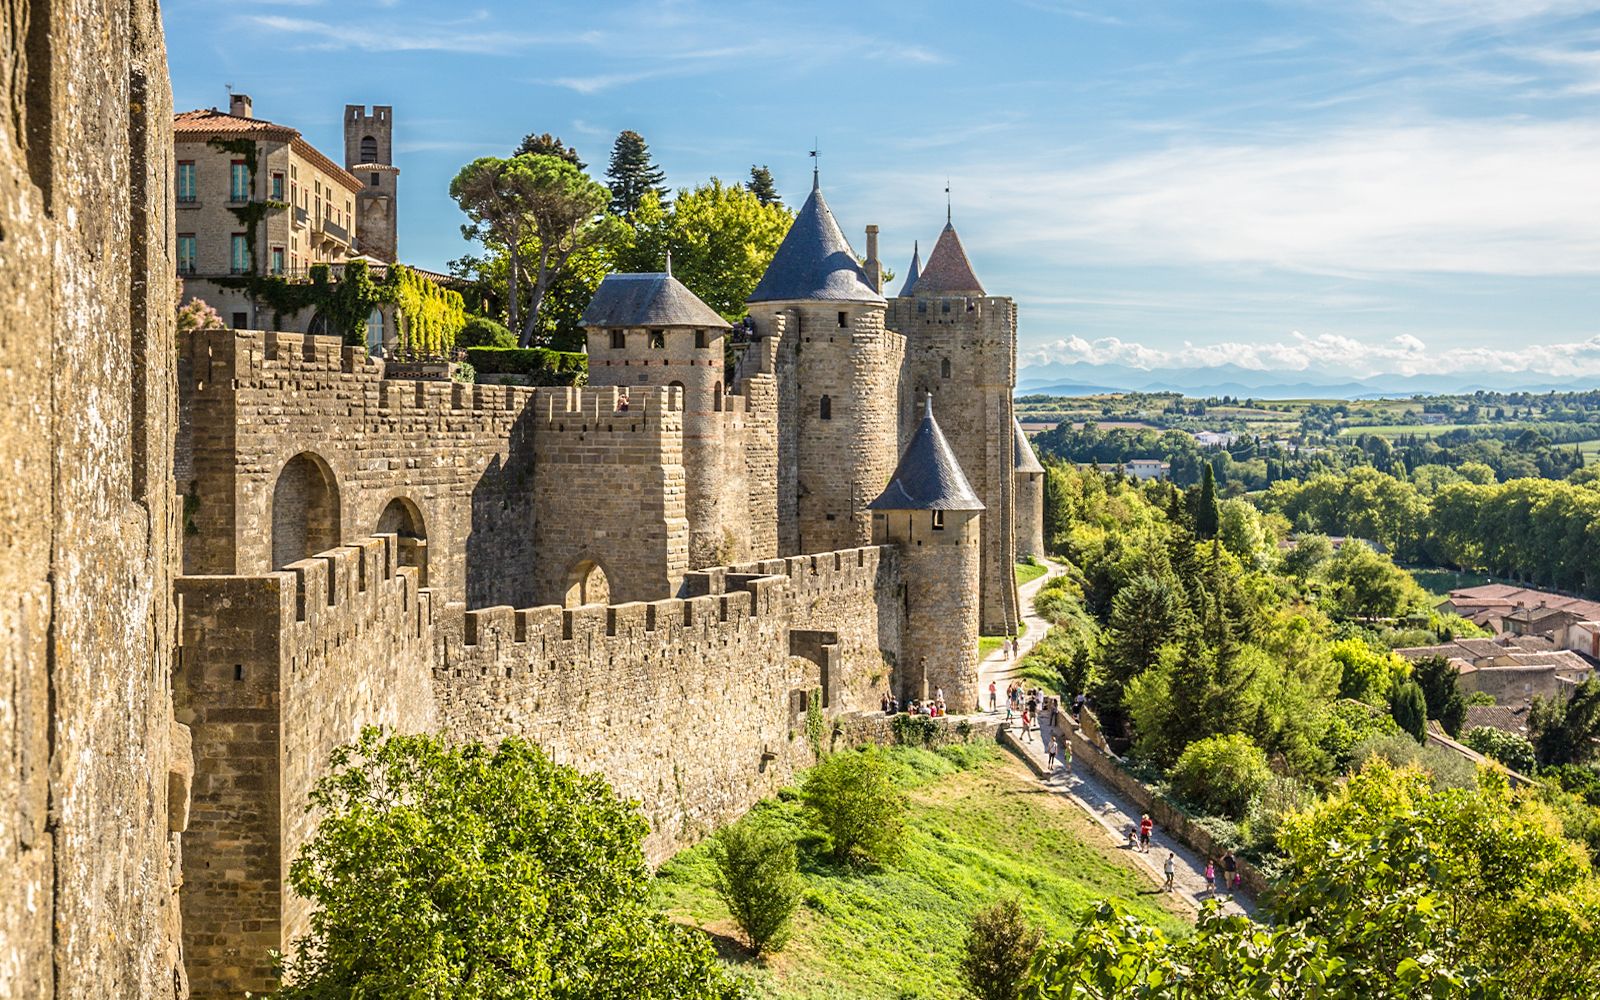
[810,139,820,189]
[945,178,952,225]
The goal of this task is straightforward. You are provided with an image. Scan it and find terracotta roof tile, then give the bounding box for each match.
[174,108,363,193]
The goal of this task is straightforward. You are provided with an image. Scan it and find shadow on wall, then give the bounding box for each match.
[467,401,539,608]
[272,452,340,570]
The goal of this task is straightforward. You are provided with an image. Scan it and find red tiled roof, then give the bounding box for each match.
[174,108,363,193]
[913,222,984,296]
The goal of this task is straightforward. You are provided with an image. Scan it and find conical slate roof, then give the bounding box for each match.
[1013,416,1044,473]
[747,179,885,305]
[914,222,984,296]
[896,241,922,297]
[580,272,730,329]
[869,397,985,512]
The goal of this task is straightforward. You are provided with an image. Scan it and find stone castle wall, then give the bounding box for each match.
[175,535,437,997]
[179,328,543,607]
[891,294,1020,635]
[1,1,190,995]
[1015,468,1045,561]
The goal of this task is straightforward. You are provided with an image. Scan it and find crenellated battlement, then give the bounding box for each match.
[534,384,682,425]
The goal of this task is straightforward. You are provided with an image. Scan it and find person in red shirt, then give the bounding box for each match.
[1138,814,1153,853]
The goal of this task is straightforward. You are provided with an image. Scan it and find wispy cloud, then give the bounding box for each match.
[1361,0,1600,30]
[1021,331,1600,377]
[240,13,596,54]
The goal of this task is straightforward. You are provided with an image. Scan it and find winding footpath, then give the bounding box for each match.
[973,561,1256,918]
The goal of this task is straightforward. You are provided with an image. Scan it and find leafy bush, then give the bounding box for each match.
[465,346,588,384]
[960,898,1041,1000]
[710,817,801,956]
[1463,726,1537,775]
[457,315,516,348]
[1351,733,1477,790]
[1317,699,1402,773]
[1242,776,1315,855]
[268,728,739,999]
[891,713,940,748]
[800,748,908,865]
[1389,678,1428,742]
[1169,734,1272,821]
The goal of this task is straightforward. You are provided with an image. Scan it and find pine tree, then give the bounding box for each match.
[748,165,780,207]
[513,132,584,169]
[606,130,668,217]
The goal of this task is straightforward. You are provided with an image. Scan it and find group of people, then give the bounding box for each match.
[1126,812,1243,896]
[880,687,949,717]
[1203,851,1242,895]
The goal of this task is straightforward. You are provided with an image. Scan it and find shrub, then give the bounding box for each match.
[1317,699,1402,773]
[456,316,516,349]
[1169,734,1271,821]
[1389,678,1427,742]
[465,346,588,384]
[960,898,1041,1000]
[799,748,907,865]
[1351,733,1476,790]
[710,817,801,956]
[1463,726,1537,775]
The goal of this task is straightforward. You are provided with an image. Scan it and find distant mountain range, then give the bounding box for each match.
[1015,361,1600,400]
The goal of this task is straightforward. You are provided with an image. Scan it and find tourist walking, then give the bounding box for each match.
[1073,692,1086,725]
[1046,735,1058,770]
[1138,813,1153,853]
[1223,850,1238,891]
[989,680,997,712]
[1163,852,1176,892]
[1021,707,1034,742]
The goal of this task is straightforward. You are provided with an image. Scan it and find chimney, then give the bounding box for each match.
[863,224,883,293]
[230,93,253,119]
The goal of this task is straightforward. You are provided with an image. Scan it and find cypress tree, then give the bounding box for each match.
[605,130,668,217]
[748,165,780,207]
[1196,464,1220,539]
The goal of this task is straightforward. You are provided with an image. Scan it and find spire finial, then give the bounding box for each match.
[665,248,673,277]
[945,179,951,225]
[810,139,820,190]
[924,393,933,418]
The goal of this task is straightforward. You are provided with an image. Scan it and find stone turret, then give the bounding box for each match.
[870,397,983,708]
[897,241,921,297]
[890,216,1019,637]
[747,175,903,556]
[1013,416,1045,561]
[344,104,399,262]
[582,271,731,568]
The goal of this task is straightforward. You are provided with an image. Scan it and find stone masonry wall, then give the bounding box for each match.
[1015,469,1045,561]
[2,2,189,996]
[180,328,542,607]
[175,535,436,998]
[892,294,1019,636]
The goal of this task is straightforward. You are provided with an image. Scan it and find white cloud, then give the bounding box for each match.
[1021,332,1600,377]
[885,118,1600,279]
[1364,0,1600,28]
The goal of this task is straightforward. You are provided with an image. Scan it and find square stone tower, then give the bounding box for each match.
[343,104,399,262]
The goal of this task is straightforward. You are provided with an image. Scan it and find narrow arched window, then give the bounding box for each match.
[360,135,378,162]
[820,395,832,420]
[714,381,724,412]
[941,357,952,379]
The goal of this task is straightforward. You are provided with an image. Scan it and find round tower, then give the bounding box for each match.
[746,174,903,556]
[870,397,984,709]
[1013,416,1046,561]
[581,270,732,568]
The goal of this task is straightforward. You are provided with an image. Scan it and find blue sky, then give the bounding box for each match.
[164,0,1600,379]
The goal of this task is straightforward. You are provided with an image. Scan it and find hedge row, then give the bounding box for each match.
[465,347,588,385]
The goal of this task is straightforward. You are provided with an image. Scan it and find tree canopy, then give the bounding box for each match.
[606,130,668,217]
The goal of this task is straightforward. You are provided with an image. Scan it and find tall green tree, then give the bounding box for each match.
[605,130,668,217]
[449,155,543,335]
[747,165,780,207]
[1530,676,1600,767]
[1413,654,1467,738]
[514,155,618,347]
[268,729,740,1000]
[613,182,793,318]
[1390,678,1428,742]
[1195,464,1220,539]
[514,131,584,169]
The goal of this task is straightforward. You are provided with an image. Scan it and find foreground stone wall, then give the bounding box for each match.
[1,1,188,995]
[175,535,436,997]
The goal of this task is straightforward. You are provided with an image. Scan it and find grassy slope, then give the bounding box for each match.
[654,746,1189,1000]
[1015,562,1048,587]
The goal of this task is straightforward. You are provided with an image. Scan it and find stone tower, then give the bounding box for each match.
[582,270,733,568]
[889,218,1019,636]
[871,398,984,708]
[344,104,399,262]
[747,175,904,556]
[1013,416,1046,561]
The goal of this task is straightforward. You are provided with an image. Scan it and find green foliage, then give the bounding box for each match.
[799,748,908,866]
[1323,540,1427,620]
[1169,734,1272,820]
[389,264,467,357]
[710,817,801,956]
[1414,654,1468,738]
[514,131,585,168]
[612,181,793,319]
[891,712,940,748]
[464,346,587,384]
[1281,533,1333,578]
[1317,699,1402,772]
[960,898,1041,1000]
[1464,726,1538,774]
[606,130,669,216]
[805,687,826,759]
[1351,732,1478,790]
[268,728,739,1000]
[1196,463,1219,538]
[1389,679,1429,742]
[457,316,516,349]
[1530,677,1600,767]
[747,165,781,207]
[1330,636,1408,704]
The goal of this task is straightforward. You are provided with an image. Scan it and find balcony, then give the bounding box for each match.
[294,206,308,227]
[321,217,351,245]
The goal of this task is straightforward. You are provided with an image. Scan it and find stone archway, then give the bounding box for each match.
[272,452,340,569]
[563,559,610,608]
[376,496,427,583]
